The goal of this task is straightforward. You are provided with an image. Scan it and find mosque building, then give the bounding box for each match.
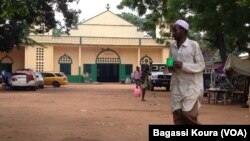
[0,8,169,83]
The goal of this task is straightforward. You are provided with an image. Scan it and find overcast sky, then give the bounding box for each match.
[69,0,137,22]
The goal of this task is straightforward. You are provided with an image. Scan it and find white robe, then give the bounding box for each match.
[169,38,205,112]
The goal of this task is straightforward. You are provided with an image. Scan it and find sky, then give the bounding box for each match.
[69,0,137,22]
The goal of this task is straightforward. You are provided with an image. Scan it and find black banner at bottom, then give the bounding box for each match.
[149,125,250,141]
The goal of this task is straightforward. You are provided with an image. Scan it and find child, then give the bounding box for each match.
[133,66,142,88]
[140,65,151,101]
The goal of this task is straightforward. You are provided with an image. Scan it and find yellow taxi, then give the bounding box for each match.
[41,72,68,87]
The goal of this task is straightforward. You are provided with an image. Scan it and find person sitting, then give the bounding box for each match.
[241,76,249,108]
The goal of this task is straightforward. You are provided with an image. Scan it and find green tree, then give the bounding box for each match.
[117,12,143,27]
[117,12,157,37]
[118,0,250,64]
[0,0,80,52]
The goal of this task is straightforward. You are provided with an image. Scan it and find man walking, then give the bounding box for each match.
[168,19,205,124]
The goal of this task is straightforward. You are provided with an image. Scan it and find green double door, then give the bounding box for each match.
[97,64,119,82]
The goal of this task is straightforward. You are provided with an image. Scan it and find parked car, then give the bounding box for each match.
[149,63,172,91]
[41,72,68,87]
[35,72,44,88]
[10,69,37,90]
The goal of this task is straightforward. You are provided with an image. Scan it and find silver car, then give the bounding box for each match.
[35,72,44,88]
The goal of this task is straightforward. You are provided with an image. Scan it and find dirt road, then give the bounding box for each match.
[0,83,249,141]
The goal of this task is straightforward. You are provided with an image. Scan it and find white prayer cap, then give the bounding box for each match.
[174,19,189,30]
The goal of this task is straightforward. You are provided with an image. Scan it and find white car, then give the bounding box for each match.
[149,63,172,91]
[11,69,37,90]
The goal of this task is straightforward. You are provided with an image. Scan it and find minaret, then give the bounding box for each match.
[106,3,110,10]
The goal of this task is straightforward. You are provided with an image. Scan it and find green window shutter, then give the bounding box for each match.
[119,64,125,81]
[125,64,132,76]
[60,64,71,75]
[83,64,96,82]
[84,64,91,74]
[83,64,91,82]
[91,64,97,82]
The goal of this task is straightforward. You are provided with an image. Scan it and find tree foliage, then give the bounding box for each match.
[117,12,143,27]
[118,0,250,63]
[0,0,80,52]
[117,12,156,37]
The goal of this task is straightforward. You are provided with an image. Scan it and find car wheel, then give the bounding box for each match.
[31,86,37,91]
[12,86,16,91]
[52,81,60,87]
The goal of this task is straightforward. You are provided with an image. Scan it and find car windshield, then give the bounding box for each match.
[151,65,166,72]
[36,73,42,78]
[13,73,26,76]
[55,73,65,77]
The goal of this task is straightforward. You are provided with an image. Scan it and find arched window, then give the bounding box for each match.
[96,49,120,64]
[140,55,153,65]
[0,55,13,73]
[58,54,72,75]
[140,55,153,70]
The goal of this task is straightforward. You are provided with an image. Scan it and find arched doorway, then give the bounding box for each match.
[0,55,13,73]
[58,54,72,75]
[140,55,153,70]
[96,49,120,82]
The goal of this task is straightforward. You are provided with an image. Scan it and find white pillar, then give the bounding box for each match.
[79,46,82,75]
[138,48,141,66]
[51,46,54,71]
[162,47,169,63]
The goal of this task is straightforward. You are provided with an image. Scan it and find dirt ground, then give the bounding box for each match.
[0,83,249,141]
